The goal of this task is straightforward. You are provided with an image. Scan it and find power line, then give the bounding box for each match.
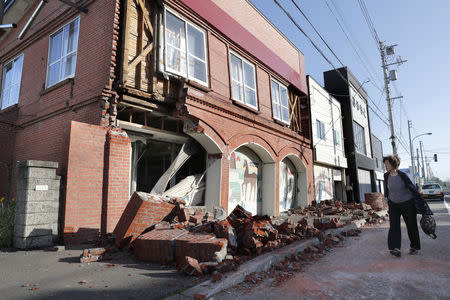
[357,0,380,45]
[289,0,345,67]
[330,0,381,86]
[322,0,383,92]
[272,0,391,139]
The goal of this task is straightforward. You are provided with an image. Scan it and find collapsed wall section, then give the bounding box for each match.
[64,121,130,244]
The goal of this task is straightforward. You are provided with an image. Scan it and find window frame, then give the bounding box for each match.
[316,119,326,140]
[163,7,209,87]
[45,16,80,88]
[353,120,367,155]
[228,50,258,110]
[270,77,290,125]
[333,129,340,146]
[1,53,24,110]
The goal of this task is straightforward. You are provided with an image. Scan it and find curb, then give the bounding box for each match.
[164,214,382,300]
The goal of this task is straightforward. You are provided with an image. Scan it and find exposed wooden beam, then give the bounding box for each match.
[128,43,153,69]
[136,0,153,37]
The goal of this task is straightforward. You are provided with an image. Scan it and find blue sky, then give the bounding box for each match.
[250,0,450,180]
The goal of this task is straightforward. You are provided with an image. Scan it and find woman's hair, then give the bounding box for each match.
[383,155,400,169]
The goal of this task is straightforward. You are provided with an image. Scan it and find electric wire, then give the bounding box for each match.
[322,0,383,92]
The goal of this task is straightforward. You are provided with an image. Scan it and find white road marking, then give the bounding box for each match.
[443,197,450,214]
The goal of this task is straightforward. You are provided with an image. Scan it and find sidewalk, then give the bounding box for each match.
[164,217,376,300]
[0,246,199,300]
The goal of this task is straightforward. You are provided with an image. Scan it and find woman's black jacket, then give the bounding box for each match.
[384,170,433,215]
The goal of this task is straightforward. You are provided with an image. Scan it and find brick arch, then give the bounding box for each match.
[278,146,310,209]
[227,134,277,163]
[184,119,226,154]
[226,135,277,216]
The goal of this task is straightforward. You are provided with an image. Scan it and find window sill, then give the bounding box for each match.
[232,99,259,114]
[186,79,211,93]
[0,103,18,114]
[274,118,290,127]
[41,78,74,96]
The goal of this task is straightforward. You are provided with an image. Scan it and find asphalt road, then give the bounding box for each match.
[0,246,197,300]
[217,197,450,300]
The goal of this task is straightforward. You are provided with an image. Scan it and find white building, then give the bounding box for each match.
[308,76,348,202]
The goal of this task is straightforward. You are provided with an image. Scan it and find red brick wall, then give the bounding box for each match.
[0,0,118,198]
[64,121,130,244]
[64,121,107,243]
[104,130,131,232]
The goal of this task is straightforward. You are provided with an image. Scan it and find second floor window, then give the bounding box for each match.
[230,52,257,109]
[333,129,340,146]
[353,121,366,155]
[316,120,325,140]
[271,79,289,124]
[1,54,24,110]
[47,17,80,88]
[165,9,208,86]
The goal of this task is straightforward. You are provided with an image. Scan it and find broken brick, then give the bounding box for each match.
[113,192,179,247]
[178,256,203,276]
[212,271,223,282]
[227,205,252,228]
[134,226,187,263]
[175,232,228,262]
[80,247,106,263]
[178,207,191,222]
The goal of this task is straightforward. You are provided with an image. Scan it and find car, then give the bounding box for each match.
[420,183,444,201]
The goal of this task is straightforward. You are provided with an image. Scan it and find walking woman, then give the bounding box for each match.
[383,155,433,257]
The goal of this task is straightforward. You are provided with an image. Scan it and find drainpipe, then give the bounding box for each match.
[18,0,48,40]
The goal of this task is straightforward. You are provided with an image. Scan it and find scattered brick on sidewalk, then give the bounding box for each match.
[80,247,106,263]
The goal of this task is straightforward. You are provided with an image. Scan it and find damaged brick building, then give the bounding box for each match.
[0,0,314,244]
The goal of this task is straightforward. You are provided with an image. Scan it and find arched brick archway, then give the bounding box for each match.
[227,138,276,216]
[278,146,312,211]
[184,119,225,212]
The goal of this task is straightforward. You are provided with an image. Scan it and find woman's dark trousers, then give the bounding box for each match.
[388,200,420,250]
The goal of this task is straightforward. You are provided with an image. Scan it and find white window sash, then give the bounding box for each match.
[230,51,257,109]
[271,78,290,125]
[46,17,79,88]
[1,54,23,109]
[164,8,208,86]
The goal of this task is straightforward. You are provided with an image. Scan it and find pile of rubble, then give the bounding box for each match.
[234,229,362,293]
[79,192,387,279]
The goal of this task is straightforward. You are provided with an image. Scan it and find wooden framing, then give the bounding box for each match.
[120,0,180,105]
[289,91,301,134]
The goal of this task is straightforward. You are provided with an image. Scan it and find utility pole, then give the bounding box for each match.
[420,141,426,183]
[408,120,415,183]
[379,43,407,155]
[416,148,421,185]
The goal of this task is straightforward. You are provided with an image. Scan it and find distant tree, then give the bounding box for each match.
[430,176,444,186]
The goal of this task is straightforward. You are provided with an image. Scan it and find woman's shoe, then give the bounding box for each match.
[409,248,419,255]
[390,248,401,257]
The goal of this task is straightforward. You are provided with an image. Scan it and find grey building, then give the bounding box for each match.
[324,67,376,203]
[371,134,385,194]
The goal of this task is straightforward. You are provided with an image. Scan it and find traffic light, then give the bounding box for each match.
[434,154,438,162]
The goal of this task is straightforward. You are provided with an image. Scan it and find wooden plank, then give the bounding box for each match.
[128,43,153,69]
[151,140,200,195]
[136,0,154,37]
[120,0,132,84]
[121,94,169,114]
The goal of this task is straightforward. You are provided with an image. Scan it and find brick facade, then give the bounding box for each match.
[0,0,314,245]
